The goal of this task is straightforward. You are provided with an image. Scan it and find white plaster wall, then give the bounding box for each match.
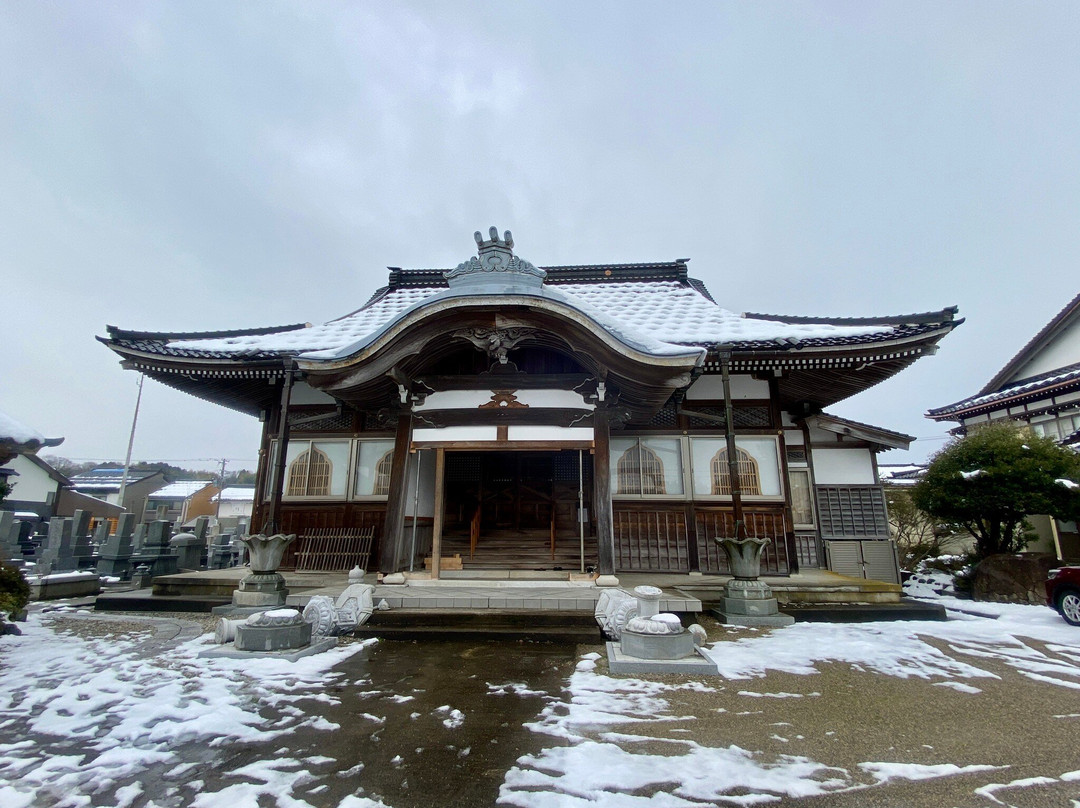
[784,429,804,445]
[413,426,499,443]
[5,456,59,504]
[810,447,876,485]
[415,389,591,411]
[1012,318,1080,381]
[507,426,594,442]
[404,449,437,518]
[685,374,770,400]
[290,382,336,405]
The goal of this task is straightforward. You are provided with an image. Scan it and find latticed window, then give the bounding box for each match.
[287,447,332,496]
[710,447,761,496]
[617,444,667,495]
[372,451,394,496]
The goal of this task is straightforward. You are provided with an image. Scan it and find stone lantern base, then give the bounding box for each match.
[233,571,289,607]
[711,578,794,627]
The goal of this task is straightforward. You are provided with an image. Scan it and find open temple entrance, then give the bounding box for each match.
[440,450,596,571]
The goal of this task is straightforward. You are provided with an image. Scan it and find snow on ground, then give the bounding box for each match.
[499,588,1080,807]
[0,610,373,808]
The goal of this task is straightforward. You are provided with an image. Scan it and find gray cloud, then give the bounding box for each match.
[2,2,1078,470]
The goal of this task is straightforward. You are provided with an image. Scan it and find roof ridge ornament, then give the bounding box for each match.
[444,226,547,289]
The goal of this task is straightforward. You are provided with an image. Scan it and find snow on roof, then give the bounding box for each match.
[148,480,215,500]
[0,410,44,444]
[164,280,892,361]
[69,468,160,490]
[214,486,256,502]
[0,409,62,453]
[879,464,925,486]
[928,363,1080,418]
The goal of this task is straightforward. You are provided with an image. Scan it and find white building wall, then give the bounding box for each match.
[1011,318,1080,381]
[685,375,770,400]
[810,447,877,485]
[5,456,60,505]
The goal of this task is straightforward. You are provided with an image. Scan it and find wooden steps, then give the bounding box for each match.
[441,531,597,571]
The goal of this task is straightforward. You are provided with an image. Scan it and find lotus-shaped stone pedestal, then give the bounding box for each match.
[712,535,794,628]
[232,533,296,608]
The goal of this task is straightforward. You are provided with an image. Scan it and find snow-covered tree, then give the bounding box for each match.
[911,421,1080,560]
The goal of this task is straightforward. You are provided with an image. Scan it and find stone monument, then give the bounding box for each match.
[711,536,794,628]
[303,566,375,636]
[231,533,296,608]
[606,585,717,674]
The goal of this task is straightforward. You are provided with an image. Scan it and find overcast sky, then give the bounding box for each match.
[3,2,1078,474]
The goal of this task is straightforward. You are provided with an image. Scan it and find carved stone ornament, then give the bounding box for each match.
[479,390,528,409]
[716,535,770,580]
[240,533,296,574]
[625,613,685,635]
[444,227,547,286]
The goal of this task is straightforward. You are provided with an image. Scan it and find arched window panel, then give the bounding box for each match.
[690,437,782,499]
[710,447,761,496]
[611,437,683,497]
[354,439,397,498]
[283,439,350,498]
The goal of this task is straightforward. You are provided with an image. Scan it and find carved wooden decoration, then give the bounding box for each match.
[478,390,528,410]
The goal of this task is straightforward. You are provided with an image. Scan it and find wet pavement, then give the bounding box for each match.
[5,606,1080,807]
[201,638,578,808]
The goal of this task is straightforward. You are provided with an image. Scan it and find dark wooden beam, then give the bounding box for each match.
[379,412,413,573]
[593,410,614,576]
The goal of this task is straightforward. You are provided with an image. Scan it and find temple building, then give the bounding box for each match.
[100,229,961,582]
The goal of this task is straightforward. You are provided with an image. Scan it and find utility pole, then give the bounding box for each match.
[215,457,228,528]
[117,373,145,513]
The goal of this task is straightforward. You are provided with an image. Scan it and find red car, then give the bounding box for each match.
[1046,566,1080,626]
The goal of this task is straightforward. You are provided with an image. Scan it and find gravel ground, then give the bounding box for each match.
[6,606,1080,807]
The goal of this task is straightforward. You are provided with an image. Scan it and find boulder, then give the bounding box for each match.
[973,553,1058,604]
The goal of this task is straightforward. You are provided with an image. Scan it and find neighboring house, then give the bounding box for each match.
[877,464,925,488]
[143,480,219,525]
[928,292,1080,560]
[0,453,70,523]
[100,228,961,582]
[213,486,256,531]
[68,468,167,518]
[1,409,65,524]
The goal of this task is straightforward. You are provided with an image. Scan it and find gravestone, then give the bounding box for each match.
[0,512,21,562]
[130,520,178,576]
[210,532,235,569]
[97,514,137,578]
[131,524,147,552]
[170,530,203,570]
[92,521,110,546]
[38,517,74,573]
[70,510,96,569]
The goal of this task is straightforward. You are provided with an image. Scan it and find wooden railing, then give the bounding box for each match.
[469,506,482,558]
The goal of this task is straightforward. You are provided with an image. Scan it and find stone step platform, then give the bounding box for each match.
[779,599,948,622]
[352,609,602,643]
[95,588,229,613]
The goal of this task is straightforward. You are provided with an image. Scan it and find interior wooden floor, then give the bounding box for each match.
[440,529,598,571]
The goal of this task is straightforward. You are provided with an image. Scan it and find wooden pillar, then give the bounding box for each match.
[263,363,295,535]
[379,412,413,573]
[719,350,746,538]
[430,448,446,580]
[593,411,615,575]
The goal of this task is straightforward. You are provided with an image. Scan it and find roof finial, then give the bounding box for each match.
[447,227,544,288]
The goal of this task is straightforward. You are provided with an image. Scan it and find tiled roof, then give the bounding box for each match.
[928,362,1080,418]
[978,291,1080,395]
[104,266,957,363]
